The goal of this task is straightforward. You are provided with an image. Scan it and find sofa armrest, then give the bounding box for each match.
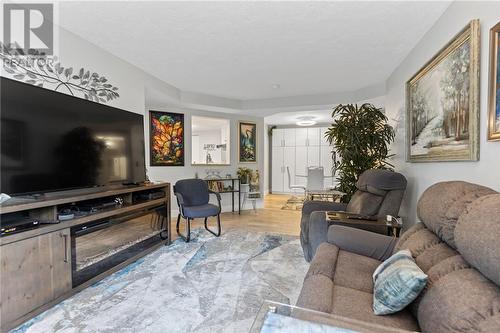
[302,201,348,217]
[327,225,397,261]
[300,201,348,262]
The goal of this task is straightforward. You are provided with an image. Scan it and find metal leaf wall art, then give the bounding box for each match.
[0,42,120,103]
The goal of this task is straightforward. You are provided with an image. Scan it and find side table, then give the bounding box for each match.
[325,211,402,237]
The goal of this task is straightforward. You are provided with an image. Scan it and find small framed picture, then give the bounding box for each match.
[149,111,184,166]
[238,122,257,163]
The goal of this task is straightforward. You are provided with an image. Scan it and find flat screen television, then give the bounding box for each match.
[1,77,146,195]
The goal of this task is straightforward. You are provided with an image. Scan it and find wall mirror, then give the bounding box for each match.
[191,116,230,165]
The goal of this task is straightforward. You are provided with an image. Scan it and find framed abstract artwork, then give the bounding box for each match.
[149,111,184,166]
[488,22,500,141]
[406,19,480,162]
[239,121,257,163]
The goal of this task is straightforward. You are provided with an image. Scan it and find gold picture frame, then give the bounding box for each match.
[406,19,480,162]
[488,22,500,141]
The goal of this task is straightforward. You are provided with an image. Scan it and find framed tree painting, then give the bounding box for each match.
[406,19,480,162]
[488,22,500,141]
[150,111,184,166]
[239,121,257,163]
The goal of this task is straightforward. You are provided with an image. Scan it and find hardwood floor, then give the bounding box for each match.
[171,194,302,241]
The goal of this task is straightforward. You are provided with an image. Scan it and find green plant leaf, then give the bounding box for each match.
[325,103,395,202]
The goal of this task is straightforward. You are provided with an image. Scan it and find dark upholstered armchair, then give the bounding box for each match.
[300,169,407,261]
[173,179,222,242]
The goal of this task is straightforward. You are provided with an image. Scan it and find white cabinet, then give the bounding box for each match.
[307,127,321,146]
[272,145,296,193]
[271,126,337,193]
[320,127,331,146]
[273,128,296,147]
[283,146,295,191]
[296,128,320,146]
[295,128,308,146]
[307,146,320,168]
[272,128,284,147]
[272,146,284,192]
[321,145,334,187]
[283,128,296,146]
[295,146,308,187]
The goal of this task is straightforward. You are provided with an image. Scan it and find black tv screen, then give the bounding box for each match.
[1,77,146,195]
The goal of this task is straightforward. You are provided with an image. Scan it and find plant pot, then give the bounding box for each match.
[240,175,249,184]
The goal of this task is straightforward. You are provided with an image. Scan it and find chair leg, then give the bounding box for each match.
[204,215,221,237]
[176,214,191,242]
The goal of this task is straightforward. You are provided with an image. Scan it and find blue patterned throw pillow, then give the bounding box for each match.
[372,249,427,315]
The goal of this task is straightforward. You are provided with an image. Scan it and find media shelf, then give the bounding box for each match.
[204,178,241,214]
[0,182,171,332]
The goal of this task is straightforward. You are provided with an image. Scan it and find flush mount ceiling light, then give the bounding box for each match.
[272,83,281,89]
[296,116,317,126]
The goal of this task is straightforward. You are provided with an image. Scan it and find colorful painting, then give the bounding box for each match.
[150,111,184,166]
[239,122,257,163]
[406,20,480,162]
[488,22,500,141]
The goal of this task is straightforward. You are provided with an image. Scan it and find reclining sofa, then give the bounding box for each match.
[301,169,407,262]
[296,181,500,332]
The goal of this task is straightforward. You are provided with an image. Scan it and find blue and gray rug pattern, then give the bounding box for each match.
[12,229,309,333]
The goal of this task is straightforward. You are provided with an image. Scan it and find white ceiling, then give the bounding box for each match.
[58,1,450,105]
[265,95,385,125]
[266,109,334,126]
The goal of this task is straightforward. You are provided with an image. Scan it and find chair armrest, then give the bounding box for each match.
[209,190,222,203]
[302,201,348,217]
[327,225,397,261]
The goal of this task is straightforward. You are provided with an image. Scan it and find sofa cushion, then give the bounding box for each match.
[409,255,469,317]
[394,226,441,257]
[182,203,220,218]
[297,243,420,331]
[356,169,407,192]
[417,181,496,249]
[373,250,427,315]
[333,250,380,293]
[347,191,384,216]
[455,194,500,286]
[394,223,425,252]
[414,242,457,273]
[418,267,500,333]
[331,285,420,331]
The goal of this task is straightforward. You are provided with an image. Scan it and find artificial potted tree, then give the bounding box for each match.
[325,103,395,202]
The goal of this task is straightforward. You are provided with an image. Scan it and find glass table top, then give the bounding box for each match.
[249,301,414,333]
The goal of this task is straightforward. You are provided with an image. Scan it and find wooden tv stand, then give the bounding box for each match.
[0,182,171,332]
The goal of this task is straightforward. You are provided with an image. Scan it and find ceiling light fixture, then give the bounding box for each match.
[296,116,317,126]
[272,84,281,89]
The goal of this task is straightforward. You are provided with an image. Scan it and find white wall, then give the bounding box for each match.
[385,1,500,226]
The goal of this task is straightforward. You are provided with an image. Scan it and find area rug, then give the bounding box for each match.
[12,229,309,333]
